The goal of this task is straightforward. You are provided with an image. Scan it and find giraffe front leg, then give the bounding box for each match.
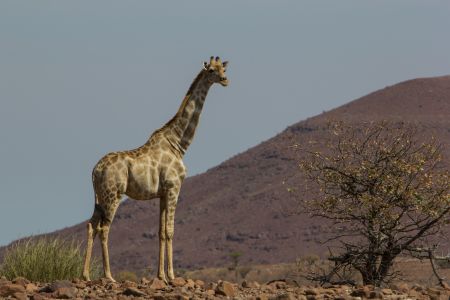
[158,198,168,283]
[165,188,179,281]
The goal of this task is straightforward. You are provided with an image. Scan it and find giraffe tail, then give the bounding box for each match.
[90,192,108,229]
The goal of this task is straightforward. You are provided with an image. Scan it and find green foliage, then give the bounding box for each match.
[229,252,242,269]
[296,121,450,286]
[0,236,102,282]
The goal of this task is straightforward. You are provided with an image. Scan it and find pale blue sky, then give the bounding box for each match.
[1,1,450,246]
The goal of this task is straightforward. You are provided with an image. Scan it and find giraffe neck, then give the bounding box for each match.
[162,70,213,155]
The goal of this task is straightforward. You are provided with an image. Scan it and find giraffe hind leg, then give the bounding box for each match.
[83,205,102,281]
[98,197,120,282]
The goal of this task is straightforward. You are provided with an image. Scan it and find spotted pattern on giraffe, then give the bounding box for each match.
[82,56,229,283]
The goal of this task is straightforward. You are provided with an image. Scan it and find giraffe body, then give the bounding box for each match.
[83,57,228,282]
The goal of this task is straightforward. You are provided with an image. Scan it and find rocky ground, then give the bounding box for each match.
[1,276,449,300]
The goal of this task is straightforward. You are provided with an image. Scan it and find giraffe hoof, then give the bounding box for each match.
[82,273,91,281]
[105,276,116,283]
[158,276,168,285]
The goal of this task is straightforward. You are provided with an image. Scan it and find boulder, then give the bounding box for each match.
[215,280,236,297]
[0,283,26,297]
[150,278,167,290]
[12,277,30,286]
[25,283,39,293]
[194,279,205,288]
[55,286,78,299]
[242,280,260,288]
[185,278,195,289]
[350,286,371,298]
[123,287,147,297]
[140,277,151,285]
[304,288,319,295]
[170,277,186,287]
[13,292,28,300]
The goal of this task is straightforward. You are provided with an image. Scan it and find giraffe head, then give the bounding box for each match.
[203,56,229,86]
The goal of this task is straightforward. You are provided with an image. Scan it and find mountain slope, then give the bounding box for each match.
[2,75,450,274]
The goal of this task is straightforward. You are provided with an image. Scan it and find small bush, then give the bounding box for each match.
[0,236,102,282]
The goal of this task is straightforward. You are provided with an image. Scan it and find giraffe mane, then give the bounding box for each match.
[152,69,205,136]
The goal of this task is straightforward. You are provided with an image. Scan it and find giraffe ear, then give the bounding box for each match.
[203,61,208,70]
[222,61,228,68]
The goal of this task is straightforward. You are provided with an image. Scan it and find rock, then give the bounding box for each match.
[13,292,28,300]
[46,280,73,292]
[391,282,409,293]
[185,279,195,289]
[268,280,286,290]
[381,288,392,295]
[141,277,151,285]
[153,294,189,300]
[170,277,186,287]
[25,282,39,293]
[56,286,78,299]
[194,279,205,288]
[122,280,137,288]
[74,281,87,289]
[427,287,442,297]
[31,294,47,300]
[275,293,297,300]
[351,286,371,298]
[123,287,147,297]
[106,282,120,291]
[0,283,26,297]
[411,284,425,292]
[255,294,269,300]
[304,288,319,295]
[206,282,217,290]
[242,280,260,288]
[0,277,9,287]
[368,290,383,299]
[12,277,30,286]
[90,278,110,286]
[215,280,236,297]
[408,289,421,299]
[150,278,167,290]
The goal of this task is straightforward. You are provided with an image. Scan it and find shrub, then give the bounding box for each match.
[0,236,102,282]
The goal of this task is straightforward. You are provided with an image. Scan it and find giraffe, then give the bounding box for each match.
[82,56,229,282]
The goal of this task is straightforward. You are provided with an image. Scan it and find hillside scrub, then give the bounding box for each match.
[294,121,450,286]
[0,236,101,282]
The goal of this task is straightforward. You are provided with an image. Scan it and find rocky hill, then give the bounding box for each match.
[2,75,450,275]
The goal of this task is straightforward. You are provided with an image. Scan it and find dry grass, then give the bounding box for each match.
[0,236,102,282]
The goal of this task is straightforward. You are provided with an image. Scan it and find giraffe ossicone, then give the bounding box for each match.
[82,56,229,282]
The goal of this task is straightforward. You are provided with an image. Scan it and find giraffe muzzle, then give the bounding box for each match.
[219,77,229,86]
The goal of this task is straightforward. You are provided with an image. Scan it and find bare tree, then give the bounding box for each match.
[294,121,450,286]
